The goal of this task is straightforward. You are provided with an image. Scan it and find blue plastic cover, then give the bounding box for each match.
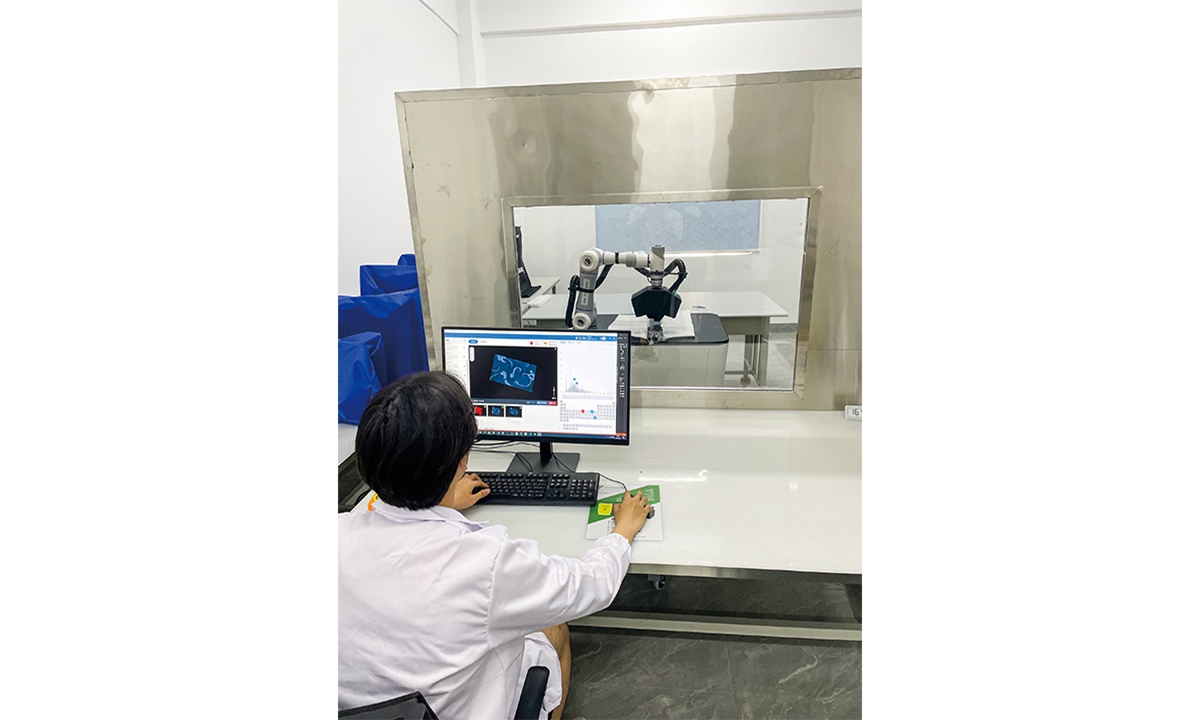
[338,332,386,424]
[359,264,420,295]
[338,289,428,386]
[397,253,417,266]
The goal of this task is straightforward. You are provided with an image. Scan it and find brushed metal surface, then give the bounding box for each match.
[570,610,862,642]
[396,69,860,408]
[628,565,861,583]
[797,350,862,410]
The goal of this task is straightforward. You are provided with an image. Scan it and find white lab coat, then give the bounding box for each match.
[338,496,631,719]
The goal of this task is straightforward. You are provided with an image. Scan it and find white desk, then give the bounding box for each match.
[519,276,561,313]
[528,276,560,296]
[463,409,861,578]
[338,423,357,466]
[521,291,789,386]
[520,276,561,314]
[464,408,860,639]
[337,423,362,511]
[341,409,861,638]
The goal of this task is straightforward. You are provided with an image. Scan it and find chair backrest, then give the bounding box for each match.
[338,691,438,720]
[513,666,550,720]
[339,666,548,720]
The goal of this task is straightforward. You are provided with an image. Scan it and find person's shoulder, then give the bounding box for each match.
[473,524,511,545]
[337,505,376,543]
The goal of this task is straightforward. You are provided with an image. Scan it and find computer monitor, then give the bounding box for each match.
[442,326,631,473]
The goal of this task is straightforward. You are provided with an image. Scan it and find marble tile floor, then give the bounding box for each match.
[560,573,862,719]
[562,629,861,720]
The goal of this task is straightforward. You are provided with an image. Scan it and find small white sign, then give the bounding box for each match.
[845,405,862,421]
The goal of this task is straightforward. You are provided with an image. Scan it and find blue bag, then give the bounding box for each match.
[359,264,420,295]
[338,332,386,424]
[338,288,428,386]
[397,253,417,266]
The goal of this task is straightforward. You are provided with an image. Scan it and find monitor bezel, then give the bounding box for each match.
[441,325,632,447]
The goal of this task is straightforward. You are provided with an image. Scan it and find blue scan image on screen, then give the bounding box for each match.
[490,354,537,392]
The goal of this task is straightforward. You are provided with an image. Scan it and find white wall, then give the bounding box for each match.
[475,0,861,86]
[339,0,461,296]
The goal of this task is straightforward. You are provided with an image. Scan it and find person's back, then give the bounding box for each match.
[339,504,506,715]
[338,372,649,719]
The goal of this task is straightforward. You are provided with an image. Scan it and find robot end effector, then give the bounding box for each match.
[565,244,687,339]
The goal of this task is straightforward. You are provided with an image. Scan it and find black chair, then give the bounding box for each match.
[339,666,550,720]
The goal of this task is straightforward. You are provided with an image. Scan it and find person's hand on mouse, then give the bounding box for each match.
[447,473,490,510]
[612,490,651,543]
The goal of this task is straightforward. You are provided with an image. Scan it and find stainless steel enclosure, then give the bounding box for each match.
[396,68,861,409]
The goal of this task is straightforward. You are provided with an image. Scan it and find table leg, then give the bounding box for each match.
[758,324,771,387]
[742,335,756,385]
[740,318,770,386]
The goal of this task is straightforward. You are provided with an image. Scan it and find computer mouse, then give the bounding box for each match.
[646,507,656,520]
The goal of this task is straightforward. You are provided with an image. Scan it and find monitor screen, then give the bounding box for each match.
[442,327,631,444]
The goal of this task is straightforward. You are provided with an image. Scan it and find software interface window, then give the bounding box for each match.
[443,329,629,441]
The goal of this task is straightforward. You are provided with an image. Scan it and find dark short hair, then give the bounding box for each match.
[355,371,477,510]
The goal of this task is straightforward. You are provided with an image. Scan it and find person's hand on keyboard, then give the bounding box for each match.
[444,473,490,511]
[612,490,651,544]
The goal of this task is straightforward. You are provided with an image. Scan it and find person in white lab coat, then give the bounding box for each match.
[339,371,650,720]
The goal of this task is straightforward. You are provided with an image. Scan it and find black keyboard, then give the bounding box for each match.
[470,472,600,506]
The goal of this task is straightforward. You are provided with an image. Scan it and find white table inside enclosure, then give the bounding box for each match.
[519,276,561,312]
[521,291,790,386]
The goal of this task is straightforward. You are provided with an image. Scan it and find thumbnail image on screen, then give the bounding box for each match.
[468,345,558,402]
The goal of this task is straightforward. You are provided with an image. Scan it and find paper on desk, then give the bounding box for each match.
[604,315,647,337]
[584,480,663,541]
[660,313,695,340]
[527,295,552,308]
[607,313,695,341]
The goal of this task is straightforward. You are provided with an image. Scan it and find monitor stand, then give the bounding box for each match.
[506,442,580,474]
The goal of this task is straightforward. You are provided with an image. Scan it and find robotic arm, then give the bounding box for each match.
[565,244,687,343]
